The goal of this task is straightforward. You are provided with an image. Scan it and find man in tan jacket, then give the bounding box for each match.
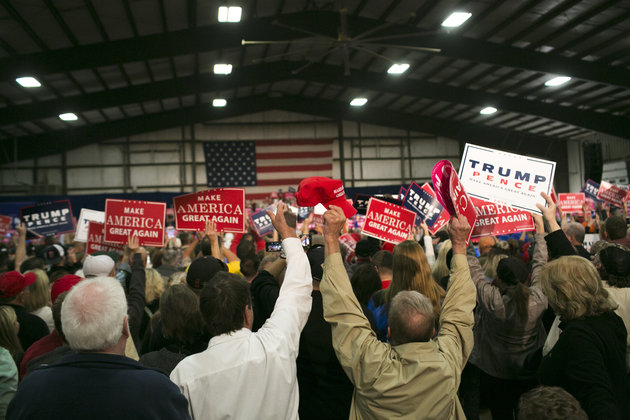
[320,206,475,419]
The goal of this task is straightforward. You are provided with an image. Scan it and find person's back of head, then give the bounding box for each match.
[61,277,127,352]
[145,268,165,304]
[388,290,435,345]
[350,264,381,307]
[372,250,392,273]
[605,215,627,240]
[496,256,531,321]
[161,284,204,346]
[237,240,257,260]
[563,222,586,245]
[307,246,325,283]
[161,249,178,267]
[478,236,497,256]
[23,269,50,312]
[186,256,228,292]
[0,305,22,359]
[518,386,587,420]
[597,244,630,287]
[19,257,45,273]
[83,254,116,278]
[200,272,251,336]
[240,255,260,279]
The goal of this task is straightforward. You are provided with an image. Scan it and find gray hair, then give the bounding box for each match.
[61,277,127,351]
[388,290,435,345]
[563,222,585,244]
[162,249,178,266]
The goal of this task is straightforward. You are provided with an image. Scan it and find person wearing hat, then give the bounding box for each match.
[170,203,313,420]
[465,214,549,419]
[7,277,190,420]
[0,271,48,351]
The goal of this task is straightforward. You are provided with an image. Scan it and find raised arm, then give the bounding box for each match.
[14,223,26,272]
[537,192,578,258]
[260,203,312,354]
[436,215,476,377]
[530,214,549,288]
[320,205,390,389]
[466,250,504,317]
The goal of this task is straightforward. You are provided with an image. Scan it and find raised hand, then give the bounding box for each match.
[267,202,297,240]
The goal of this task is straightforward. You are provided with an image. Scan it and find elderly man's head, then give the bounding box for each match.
[61,277,128,353]
[387,290,435,345]
[562,222,585,246]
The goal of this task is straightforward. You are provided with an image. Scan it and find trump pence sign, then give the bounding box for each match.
[458,143,556,214]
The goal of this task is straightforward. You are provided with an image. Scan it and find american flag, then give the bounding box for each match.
[204,139,333,200]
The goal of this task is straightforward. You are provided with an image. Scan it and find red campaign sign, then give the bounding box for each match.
[471,197,534,239]
[173,188,245,233]
[558,193,585,214]
[432,160,477,244]
[0,216,11,236]
[362,198,416,244]
[597,181,627,207]
[86,222,125,257]
[339,233,360,264]
[104,199,166,247]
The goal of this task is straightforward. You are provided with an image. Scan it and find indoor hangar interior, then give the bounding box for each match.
[0,0,630,204]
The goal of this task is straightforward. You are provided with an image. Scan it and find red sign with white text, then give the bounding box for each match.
[86,222,125,257]
[471,197,534,238]
[104,199,166,247]
[173,188,245,233]
[0,215,11,236]
[558,193,585,214]
[597,181,627,207]
[339,233,360,264]
[432,160,477,244]
[362,198,415,244]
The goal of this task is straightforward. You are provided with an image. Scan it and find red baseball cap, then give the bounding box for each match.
[51,274,84,304]
[0,271,37,299]
[296,177,357,218]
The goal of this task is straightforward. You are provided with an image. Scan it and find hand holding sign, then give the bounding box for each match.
[448,215,471,255]
[17,222,26,238]
[323,205,346,240]
[536,192,560,233]
[267,203,297,240]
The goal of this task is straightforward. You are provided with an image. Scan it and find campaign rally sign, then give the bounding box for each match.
[20,200,75,237]
[353,194,371,215]
[173,188,245,233]
[250,208,274,236]
[471,197,534,238]
[432,160,477,244]
[398,187,407,200]
[597,181,627,207]
[0,216,12,236]
[458,143,556,214]
[86,221,125,257]
[297,207,312,222]
[362,198,415,244]
[403,182,449,234]
[104,199,166,247]
[583,233,601,252]
[582,180,600,201]
[74,209,105,242]
[558,193,585,214]
[339,233,360,264]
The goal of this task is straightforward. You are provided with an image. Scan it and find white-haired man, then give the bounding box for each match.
[7,277,190,420]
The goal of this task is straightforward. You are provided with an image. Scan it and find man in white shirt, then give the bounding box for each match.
[170,202,313,420]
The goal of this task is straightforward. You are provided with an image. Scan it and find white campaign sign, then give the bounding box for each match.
[458,143,556,214]
[74,209,105,242]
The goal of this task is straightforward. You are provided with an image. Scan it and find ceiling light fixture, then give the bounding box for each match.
[15,77,41,88]
[213,64,233,75]
[441,12,472,28]
[350,98,368,107]
[218,6,242,23]
[387,63,410,74]
[212,98,227,107]
[479,106,497,115]
[59,113,78,121]
[544,76,571,87]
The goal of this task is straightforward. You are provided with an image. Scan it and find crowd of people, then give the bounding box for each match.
[0,187,628,419]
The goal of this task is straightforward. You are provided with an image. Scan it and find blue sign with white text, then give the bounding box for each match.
[20,200,75,237]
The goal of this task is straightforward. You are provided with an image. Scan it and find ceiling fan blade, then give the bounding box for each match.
[292,45,339,75]
[339,8,348,41]
[272,20,335,40]
[343,45,351,75]
[362,42,441,53]
[242,39,333,46]
[360,31,437,43]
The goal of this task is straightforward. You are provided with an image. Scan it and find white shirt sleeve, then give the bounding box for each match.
[424,235,436,268]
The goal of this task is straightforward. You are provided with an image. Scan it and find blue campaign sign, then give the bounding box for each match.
[20,200,75,237]
[250,208,274,236]
[403,182,445,227]
[297,207,312,222]
[581,179,601,201]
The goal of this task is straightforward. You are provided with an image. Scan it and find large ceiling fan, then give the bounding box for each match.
[241,8,441,76]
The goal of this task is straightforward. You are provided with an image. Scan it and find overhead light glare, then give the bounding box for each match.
[59,113,78,121]
[16,77,41,88]
[350,97,368,107]
[544,76,571,87]
[387,63,410,74]
[213,63,233,75]
[212,98,227,107]
[218,6,242,22]
[480,106,497,115]
[441,12,472,28]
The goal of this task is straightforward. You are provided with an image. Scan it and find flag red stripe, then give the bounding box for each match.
[246,193,276,200]
[256,139,333,146]
[255,178,303,186]
[257,164,332,173]
[257,151,332,159]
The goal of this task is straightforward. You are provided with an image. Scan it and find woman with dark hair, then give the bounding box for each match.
[465,214,548,419]
[139,284,206,374]
[368,240,444,341]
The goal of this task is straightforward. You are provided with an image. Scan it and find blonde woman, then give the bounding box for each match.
[140,268,166,342]
[24,269,53,333]
[539,256,629,419]
[368,240,444,341]
[482,240,511,280]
